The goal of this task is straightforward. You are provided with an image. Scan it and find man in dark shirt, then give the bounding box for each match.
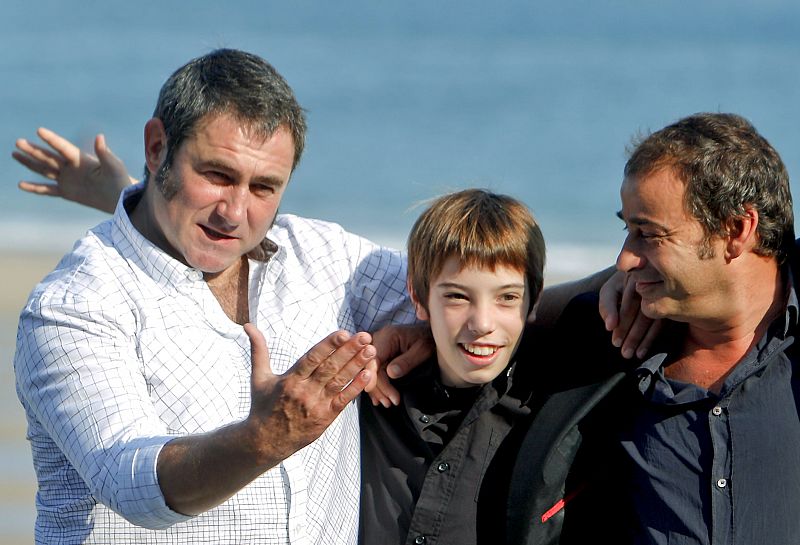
[509,112,800,545]
[359,189,545,545]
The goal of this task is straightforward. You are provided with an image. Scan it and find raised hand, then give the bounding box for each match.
[13,127,136,213]
[244,324,375,459]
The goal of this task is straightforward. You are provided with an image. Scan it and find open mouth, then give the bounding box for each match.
[199,225,237,241]
[460,343,499,357]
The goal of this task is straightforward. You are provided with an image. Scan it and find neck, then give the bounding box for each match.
[206,256,250,324]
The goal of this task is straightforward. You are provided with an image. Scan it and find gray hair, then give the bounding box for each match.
[144,48,307,199]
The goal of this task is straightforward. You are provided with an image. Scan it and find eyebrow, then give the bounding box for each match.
[436,281,526,290]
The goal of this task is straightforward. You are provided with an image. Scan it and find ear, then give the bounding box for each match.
[143,118,168,176]
[407,280,429,321]
[725,207,759,260]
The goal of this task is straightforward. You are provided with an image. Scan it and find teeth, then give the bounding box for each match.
[463,344,498,356]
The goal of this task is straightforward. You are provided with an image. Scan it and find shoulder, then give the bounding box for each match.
[270,214,406,281]
[272,214,402,254]
[272,214,360,247]
[23,223,139,314]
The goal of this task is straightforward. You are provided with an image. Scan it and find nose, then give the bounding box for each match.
[216,186,249,226]
[616,234,645,272]
[468,302,496,337]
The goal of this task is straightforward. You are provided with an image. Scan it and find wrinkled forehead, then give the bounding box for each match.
[188,111,289,145]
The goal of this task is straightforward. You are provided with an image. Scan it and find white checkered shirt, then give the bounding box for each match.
[14,185,414,545]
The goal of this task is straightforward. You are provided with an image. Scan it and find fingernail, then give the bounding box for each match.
[380,398,390,409]
[612,336,622,348]
[362,346,376,359]
[387,364,399,378]
[389,394,400,406]
[621,348,633,359]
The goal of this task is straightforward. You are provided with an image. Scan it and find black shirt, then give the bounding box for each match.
[359,358,531,545]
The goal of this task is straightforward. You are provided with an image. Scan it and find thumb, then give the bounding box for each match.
[95,134,125,170]
[244,323,274,388]
[94,133,109,160]
[386,338,435,379]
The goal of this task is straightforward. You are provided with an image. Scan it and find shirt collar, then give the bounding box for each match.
[779,269,799,337]
[400,356,516,412]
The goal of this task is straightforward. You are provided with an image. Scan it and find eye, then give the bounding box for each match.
[251,183,276,196]
[639,231,664,241]
[499,293,523,305]
[443,292,468,302]
[205,170,232,184]
[623,224,662,242]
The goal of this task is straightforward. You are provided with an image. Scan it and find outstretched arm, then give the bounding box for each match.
[534,266,616,327]
[18,295,376,527]
[536,266,660,359]
[13,127,136,213]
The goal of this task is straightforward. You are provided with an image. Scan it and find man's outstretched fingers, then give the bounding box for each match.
[13,140,61,178]
[37,127,81,165]
[323,344,376,395]
[290,330,351,379]
[330,369,372,413]
[17,180,60,196]
[309,332,371,383]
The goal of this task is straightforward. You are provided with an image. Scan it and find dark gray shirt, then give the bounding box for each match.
[621,285,800,545]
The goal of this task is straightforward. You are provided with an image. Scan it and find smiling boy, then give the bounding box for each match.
[359,189,545,545]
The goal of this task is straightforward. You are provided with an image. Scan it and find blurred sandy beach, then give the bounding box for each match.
[0,252,61,545]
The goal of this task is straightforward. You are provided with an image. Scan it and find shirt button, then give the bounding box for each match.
[437,461,450,473]
[414,536,427,545]
[419,415,430,424]
[717,478,728,488]
[711,406,723,416]
[186,269,203,281]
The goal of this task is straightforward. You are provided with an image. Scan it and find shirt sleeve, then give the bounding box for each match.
[14,286,192,530]
[340,230,417,331]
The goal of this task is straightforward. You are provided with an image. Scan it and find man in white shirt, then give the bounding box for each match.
[14,48,416,544]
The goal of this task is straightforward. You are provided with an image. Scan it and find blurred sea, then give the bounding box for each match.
[2,0,800,541]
